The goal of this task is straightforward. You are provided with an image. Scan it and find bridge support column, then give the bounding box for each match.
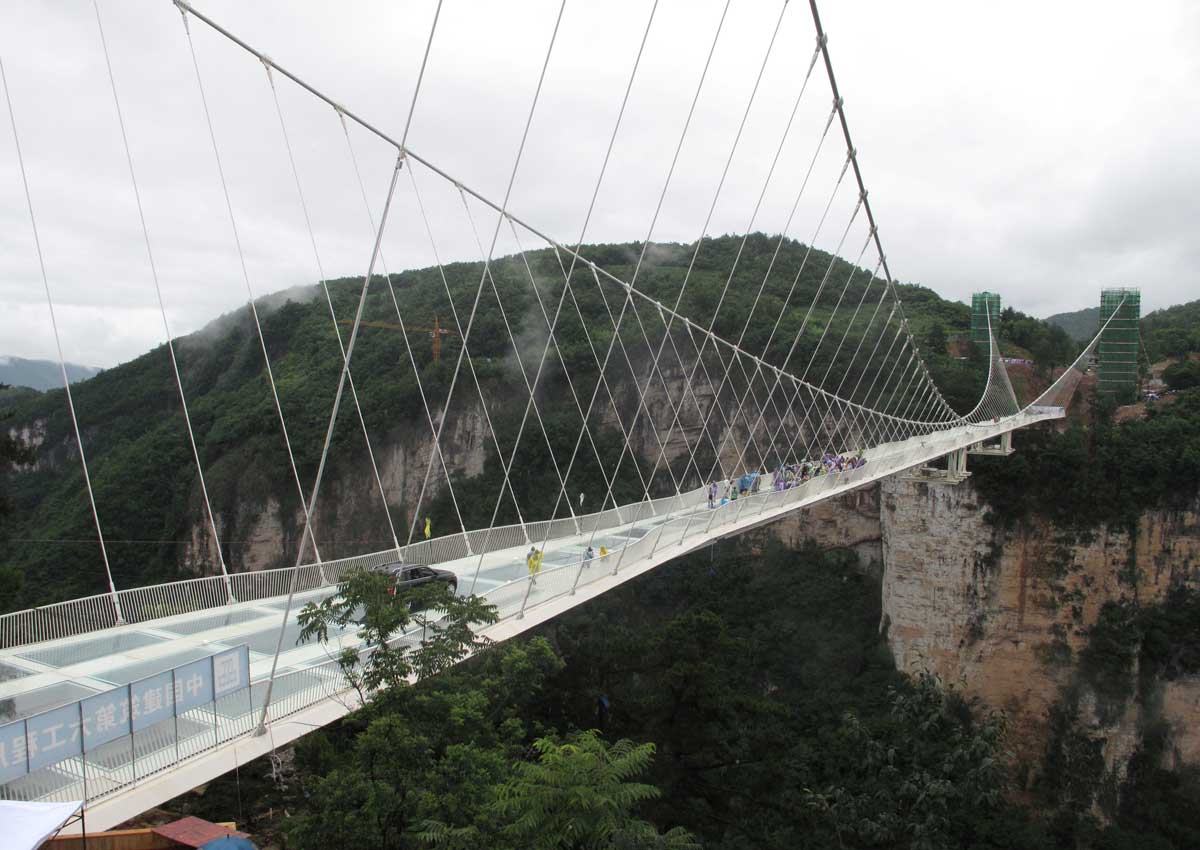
[947,447,968,479]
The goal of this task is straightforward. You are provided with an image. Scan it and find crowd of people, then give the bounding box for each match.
[706,451,868,507]
[771,451,866,490]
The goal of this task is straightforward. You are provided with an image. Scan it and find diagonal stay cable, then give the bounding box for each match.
[507,223,653,523]
[453,189,579,526]
[172,0,947,458]
[604,0,789,500]
[701,148,852,478]
[493,0,663,542]
[570,0,733,509]
[644,39,826,491]
[2,54,125,622]
[401,160,528,546]
[407,0,568,564]
[263,63,401,555]
[176,8,323,573]
[92,0,234,603]
[248,0,444,735]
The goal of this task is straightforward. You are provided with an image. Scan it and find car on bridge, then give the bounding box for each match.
[369,561,458,598]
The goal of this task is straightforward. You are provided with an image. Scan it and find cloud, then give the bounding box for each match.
[1,0,1197,368]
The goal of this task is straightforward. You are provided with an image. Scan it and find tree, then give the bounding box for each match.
[0,383,33,610]
[802,672,1012,850]
[925,323,948,357]
[1163,360,1200,391]
[483,731,699,850]
[297,567,498,693]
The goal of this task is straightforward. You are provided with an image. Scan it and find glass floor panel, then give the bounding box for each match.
[18,631,161,669]
[155,608,273,636]
[0,680,98,723]
[237,620,355,656]
[262,590,336,611]
[95,647,229,686]
[0,662,31,683]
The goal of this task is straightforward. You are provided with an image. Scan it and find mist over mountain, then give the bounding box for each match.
[0,355,102,392]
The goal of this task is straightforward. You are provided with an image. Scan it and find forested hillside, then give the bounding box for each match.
[1142,299,1200,363]
[1046,306,1102,342]
[160,540,1198,850]
[0,235,1074,611]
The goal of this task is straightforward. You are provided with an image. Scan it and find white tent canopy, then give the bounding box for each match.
[1,800,83,850]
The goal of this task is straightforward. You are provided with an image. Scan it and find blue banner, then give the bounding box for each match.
[27,703,83,772]
[0,719,27,784]
[174,656,215,715]
[131,670,175,733]
[0,644,250,783]
[81,687,131,752]
[213,646,250,699]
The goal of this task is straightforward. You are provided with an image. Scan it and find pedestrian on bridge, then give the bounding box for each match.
[424,517,431,540]
[584,546,595,567]
[527,546,543,576]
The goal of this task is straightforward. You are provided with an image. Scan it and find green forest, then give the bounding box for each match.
[164,541,1200,850]
[4,234,1200,849]
[0,235,1078,611]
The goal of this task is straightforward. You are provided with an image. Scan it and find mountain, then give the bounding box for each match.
[0,356,102,392]
[1142,298,1200,362]
[1044,306,1100,341]
[0,235,1078,610]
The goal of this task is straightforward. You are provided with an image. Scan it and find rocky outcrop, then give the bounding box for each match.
[181,398,492,573]
[765,484,883,575]
[879,470,1200,785]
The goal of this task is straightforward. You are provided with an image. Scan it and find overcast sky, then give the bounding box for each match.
[2,0,1198,369]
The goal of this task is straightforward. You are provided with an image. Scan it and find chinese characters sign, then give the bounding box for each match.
[0,644,249,784]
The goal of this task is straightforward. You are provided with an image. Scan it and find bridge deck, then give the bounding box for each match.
[0,412,1061,829]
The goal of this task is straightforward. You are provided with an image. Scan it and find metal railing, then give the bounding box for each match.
[0,485,710,650]
[1,414,1046,810]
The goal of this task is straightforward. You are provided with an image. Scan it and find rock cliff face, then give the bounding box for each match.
[189,364,797,574]
[765,485,883,575]
[181,399,492,573]
[878,471,1200,784]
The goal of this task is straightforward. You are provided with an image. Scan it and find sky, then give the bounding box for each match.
[1,0,1198,369]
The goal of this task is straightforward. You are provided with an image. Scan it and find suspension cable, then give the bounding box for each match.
[176,7,323,568]
[92,0,233,602]
[2,54,125,622]
[262,64,401,554]
[408,0,568,559]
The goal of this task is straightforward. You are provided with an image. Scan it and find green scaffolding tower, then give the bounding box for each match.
[1098,287,1140,402]
[971,292,1002,345]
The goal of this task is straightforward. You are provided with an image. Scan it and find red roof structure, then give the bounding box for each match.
[151,816,250,848]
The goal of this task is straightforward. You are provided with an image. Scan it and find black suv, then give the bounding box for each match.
[370,561,459,597]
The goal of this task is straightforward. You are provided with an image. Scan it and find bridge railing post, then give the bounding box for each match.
[611,537,632,576]
[516,572,536,620]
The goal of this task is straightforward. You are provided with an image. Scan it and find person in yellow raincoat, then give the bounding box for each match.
[424,517,431,540]
[526,546,543,576]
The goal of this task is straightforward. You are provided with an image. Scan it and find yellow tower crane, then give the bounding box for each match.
[336,317,458,363]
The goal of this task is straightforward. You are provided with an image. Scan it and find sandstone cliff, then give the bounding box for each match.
[878,471,1200,793]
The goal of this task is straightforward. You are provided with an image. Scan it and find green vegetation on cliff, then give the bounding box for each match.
[1143,299,1200,363]
[171,540,1200,849]
[0,234,1076,612]
[972,390,1200,531]
[178,542,1056,850]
